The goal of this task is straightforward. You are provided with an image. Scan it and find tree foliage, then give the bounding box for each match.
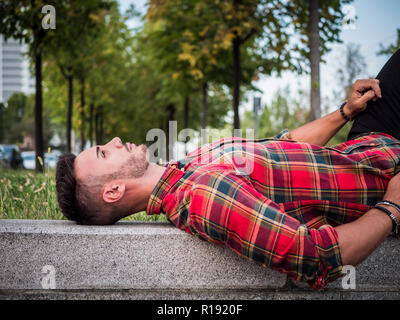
[285,0,353,71]
[242,87,308,138]
[0,0,58,171]
[1,0,362,162]
[378,28,400,57]
[146,0,295,130]
[328,43,367,146]
[284,0,353,121]
[1,92,54,147]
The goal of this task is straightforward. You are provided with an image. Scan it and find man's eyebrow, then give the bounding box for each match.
[96,146,99,159]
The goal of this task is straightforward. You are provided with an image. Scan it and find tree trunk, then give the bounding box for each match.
[233,35,241,130]
[66,75,73,153]
[79,78,86,152]
[96,105,104,145]
[165,103,176,161]
[34,51,44,172]
[184,96,190,130]
[95,105,103,146]
[89,103,94,147]
[95,106,99,145]
[309,0,321,121]
[100,106,104,145]
[184,95,190,155]
[201,82,208,129]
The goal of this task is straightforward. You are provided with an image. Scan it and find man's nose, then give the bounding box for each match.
[109,137,123,148]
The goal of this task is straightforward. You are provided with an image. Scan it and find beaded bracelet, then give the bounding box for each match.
[339,101,352,122]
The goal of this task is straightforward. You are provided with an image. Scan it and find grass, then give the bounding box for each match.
[0,168,166,222]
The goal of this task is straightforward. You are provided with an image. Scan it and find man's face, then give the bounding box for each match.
[74,137,149,182]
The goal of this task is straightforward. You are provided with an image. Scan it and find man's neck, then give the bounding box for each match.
[126,163,166,212]
[142,162,167,195]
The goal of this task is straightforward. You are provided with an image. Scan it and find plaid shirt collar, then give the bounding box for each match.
[146,161,185,215]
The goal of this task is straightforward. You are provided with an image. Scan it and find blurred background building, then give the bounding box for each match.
[0,35,35,104]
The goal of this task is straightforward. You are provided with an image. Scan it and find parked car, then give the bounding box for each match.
[0,148,8,168]
[21,150,61,170]
[0,144,23,169]
[21,151,36,170]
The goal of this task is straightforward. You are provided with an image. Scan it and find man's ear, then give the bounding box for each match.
[102,181,126,203]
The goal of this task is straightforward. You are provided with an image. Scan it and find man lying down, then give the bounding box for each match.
[55,50,400,290]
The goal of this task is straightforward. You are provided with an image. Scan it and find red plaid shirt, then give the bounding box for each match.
[146,130,400,289]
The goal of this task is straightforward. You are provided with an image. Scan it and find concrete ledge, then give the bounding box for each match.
[0,219,399,300]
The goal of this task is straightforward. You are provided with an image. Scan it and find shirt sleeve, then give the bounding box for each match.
[185,171,343,289]
[273,129,292,140]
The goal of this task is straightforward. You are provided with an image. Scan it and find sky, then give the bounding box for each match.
[118,0,400,114]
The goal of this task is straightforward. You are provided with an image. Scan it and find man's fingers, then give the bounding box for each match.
[357,89,376,106]
[347,79,382,116]
[354,79,382,98]
[371,82,382,98]
[354,79,382,97]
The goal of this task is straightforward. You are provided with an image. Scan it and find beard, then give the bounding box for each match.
[117,145,149,179]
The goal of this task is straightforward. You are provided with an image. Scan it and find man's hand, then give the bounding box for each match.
[344,79,382,119]
[287,79,382,146]
[382,173,400,221]
[383,173,400,205]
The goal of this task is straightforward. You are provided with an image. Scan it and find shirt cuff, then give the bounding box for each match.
[307,225,344,290]
[273,129,292,140]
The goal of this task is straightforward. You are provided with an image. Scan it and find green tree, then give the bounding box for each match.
[206,0,293,130]
[19,94,55,149]
[85,3,137,146]
[129,6,233,159]
[0,93,28,144]
[285,0,353,120]
[242,87,308,138]
[337,42,367,98]
[0,92,55,148]
[43,1,136,152]
[146,0,230,130]
[0,0,57,171]
[377,28,400,56]
[45,0,111,152]
[328,42,367,145]
[147,0,292,131]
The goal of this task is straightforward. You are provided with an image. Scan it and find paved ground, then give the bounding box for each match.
[0,220,399,299]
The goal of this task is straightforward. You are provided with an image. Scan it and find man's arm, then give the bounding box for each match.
[336,172,400,266]
[288,79,382,146]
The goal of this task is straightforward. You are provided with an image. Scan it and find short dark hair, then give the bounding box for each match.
[55,153,115,225]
